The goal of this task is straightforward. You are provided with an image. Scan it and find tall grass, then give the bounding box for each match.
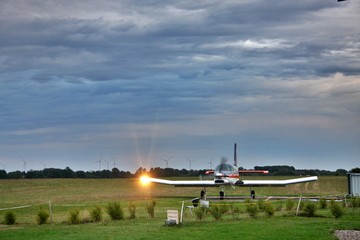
[319,198,327,209]
[106,202,124,220]
[264,203,275,217]
[209,204,229,220]
[193,207,207,221]
[146,200,156,219]
[330,201,345,219]
[68,209,80,224]
[36,208,49,225]
[229,203,241,219]
[302,202,317,217]
[286,199,295,211]
[128,202,136,220]
[90,206,102,223]
[246,202,259,218]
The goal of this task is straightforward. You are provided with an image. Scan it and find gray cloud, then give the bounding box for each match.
[0,0,359,172]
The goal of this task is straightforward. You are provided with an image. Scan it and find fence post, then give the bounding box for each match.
[296,196,302,216]
[48,201,53,223]
[180,201,184,224]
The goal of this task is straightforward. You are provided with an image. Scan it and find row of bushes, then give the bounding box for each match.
[192,198,356,221]
[2,201,157,225]
[3,198,359,225]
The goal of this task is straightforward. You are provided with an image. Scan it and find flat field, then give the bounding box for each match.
[0,176,359,240]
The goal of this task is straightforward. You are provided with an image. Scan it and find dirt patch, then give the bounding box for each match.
[335,230,360,240]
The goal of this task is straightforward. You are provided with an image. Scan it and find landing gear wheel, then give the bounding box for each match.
[251,190,255,199]
[200,190,206,199]
[219,190,225,200]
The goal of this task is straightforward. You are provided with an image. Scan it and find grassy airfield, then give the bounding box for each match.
[0,176,359,239]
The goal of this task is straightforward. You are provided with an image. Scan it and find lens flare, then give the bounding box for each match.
[140,175,150,185]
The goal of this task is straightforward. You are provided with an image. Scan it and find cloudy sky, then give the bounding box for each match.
[0,0,359,173]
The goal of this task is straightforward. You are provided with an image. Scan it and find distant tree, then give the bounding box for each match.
[134,167,146,177]
[3,165,353,179]
[111,168,121,178]
[7,171,23,179]
[0,169,7,179]
[99,170,111,178]
[119,171,132,178]
[75,171,86,178]
[63,167,74,178]
[26,170,44,178]
[43,168,64,178]
[255,165,296,176]
[335,169,347,176]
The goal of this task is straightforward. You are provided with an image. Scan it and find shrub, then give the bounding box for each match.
[246,203,258,218]
[303,202,317,217]
[194,207,207,221]
[264,203,275,217]
[275,202,283,211]
[229,203,241,219]
[68,209,80,224]
[257,200,266,212]
[128,202,136,220]
[319,198,327,209]
[107,202,124,220]
[331,202,345,219]
[244,198,252,204]
[146,200,156,219]
[209,204,228,220]
[90,206,102,223]
[36,208,49,225]
[81,212,91,224]
[4,211,16,225]
[350,197,360,208]
[286,199,295,211]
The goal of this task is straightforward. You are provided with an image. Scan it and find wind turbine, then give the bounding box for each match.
[21,156,26,173]
[112,157,117,169]
[162,156,173,168]
[186,157,195,170]
[40,161,46,169]
[104,160,110,170]
[96,154,102,171]
[208,157,214,169]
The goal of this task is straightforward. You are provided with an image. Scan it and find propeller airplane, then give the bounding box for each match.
[140,143,318,200]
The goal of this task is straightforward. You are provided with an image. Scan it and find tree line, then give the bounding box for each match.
[0,167,132,179]
[0,165,359,179]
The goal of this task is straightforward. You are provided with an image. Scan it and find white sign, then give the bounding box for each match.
[167,210,179,224]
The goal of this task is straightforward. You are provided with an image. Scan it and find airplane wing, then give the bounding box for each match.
[141,177,217,187]
[240,176,318,187]
[140,176,317,187]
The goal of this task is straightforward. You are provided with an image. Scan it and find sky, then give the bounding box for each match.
[0,0,359,173]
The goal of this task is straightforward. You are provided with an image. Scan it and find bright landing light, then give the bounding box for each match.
[140,176,150,185]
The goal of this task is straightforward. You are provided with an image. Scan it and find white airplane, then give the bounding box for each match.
[140,143,318,200]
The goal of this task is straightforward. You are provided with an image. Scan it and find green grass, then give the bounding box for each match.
[1,211,359,240]
[0,176,358,240]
